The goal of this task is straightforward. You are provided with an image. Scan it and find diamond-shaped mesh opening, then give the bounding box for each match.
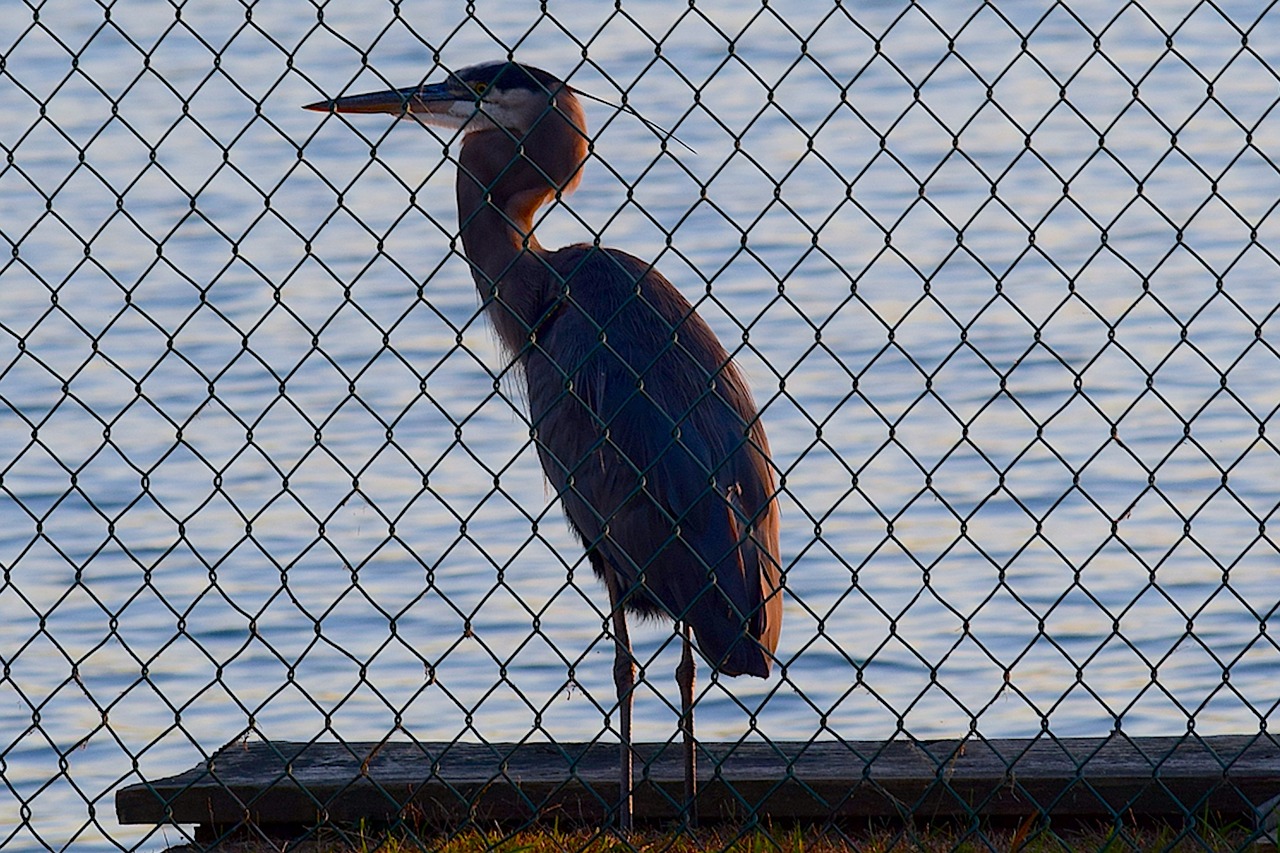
[3,2,1279,851]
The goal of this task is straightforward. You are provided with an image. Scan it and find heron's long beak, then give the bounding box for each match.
[303,81,460,115]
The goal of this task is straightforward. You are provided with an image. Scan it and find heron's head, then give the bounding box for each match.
[307,62,578,133]
[306,61,588,197]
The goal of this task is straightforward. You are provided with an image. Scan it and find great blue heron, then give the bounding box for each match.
[305,60,782,830]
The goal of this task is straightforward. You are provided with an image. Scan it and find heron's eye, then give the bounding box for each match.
[471,81,489,97]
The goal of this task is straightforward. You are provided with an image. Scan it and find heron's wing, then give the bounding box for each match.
[527,247,781,674]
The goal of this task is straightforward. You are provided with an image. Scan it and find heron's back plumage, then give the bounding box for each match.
[524,247,782,676]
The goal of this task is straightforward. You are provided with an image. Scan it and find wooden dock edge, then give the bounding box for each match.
[116,734,1280,836]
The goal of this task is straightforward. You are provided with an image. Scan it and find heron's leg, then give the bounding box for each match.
[676,621,698,827]
[607,580,634,832]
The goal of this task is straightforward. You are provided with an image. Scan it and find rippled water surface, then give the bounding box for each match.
[2,2,1279,850]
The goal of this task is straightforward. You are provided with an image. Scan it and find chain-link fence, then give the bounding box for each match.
[3,1,1279,850]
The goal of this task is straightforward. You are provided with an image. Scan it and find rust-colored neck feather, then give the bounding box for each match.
[455,93,587,355]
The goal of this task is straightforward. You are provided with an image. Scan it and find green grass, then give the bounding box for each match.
[196,817,1267,853]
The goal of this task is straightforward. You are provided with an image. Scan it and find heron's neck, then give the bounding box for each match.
[456,134,556,355]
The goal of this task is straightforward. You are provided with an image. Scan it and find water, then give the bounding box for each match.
[2,2,1279,850]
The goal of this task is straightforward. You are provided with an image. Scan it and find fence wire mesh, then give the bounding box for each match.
[2,0,1279,850]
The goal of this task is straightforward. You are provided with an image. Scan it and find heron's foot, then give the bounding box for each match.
[677,626,698,828]
[616,738,633,832]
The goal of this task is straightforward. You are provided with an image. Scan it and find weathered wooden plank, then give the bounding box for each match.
[116,734,1280,829]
